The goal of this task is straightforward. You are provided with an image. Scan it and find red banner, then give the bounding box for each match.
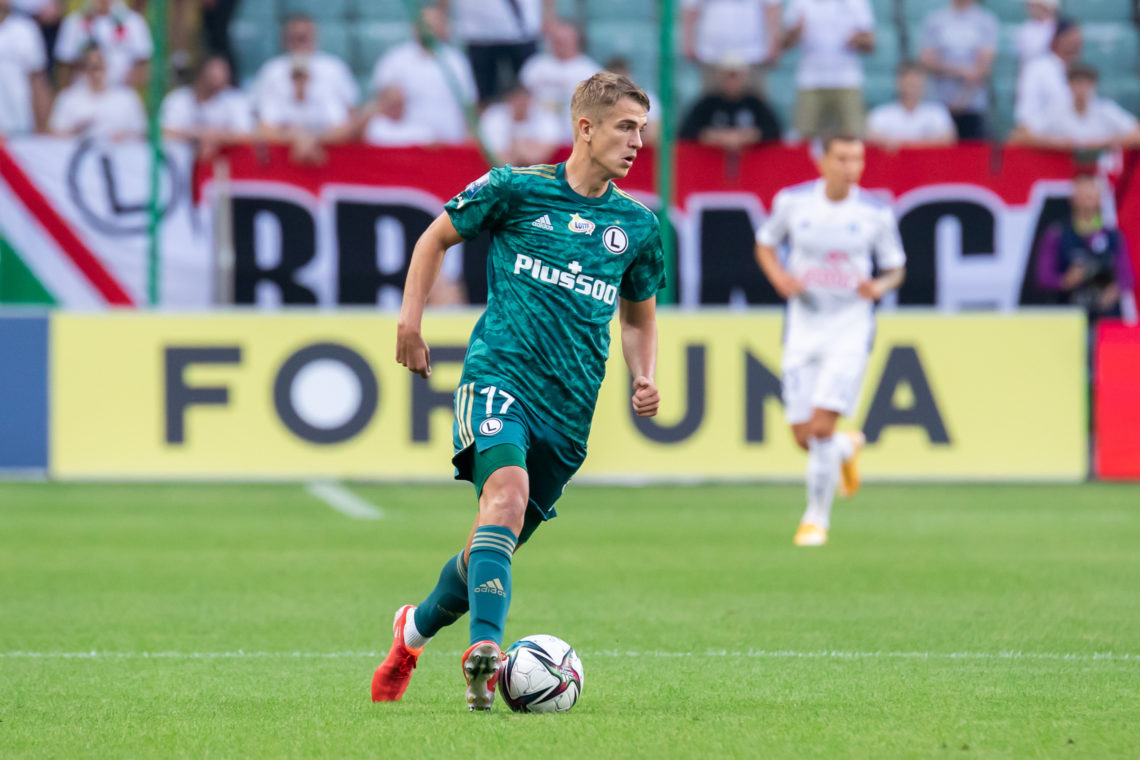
[198,143,1136,310]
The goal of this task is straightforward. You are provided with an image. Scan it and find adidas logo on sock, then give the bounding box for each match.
[532,214,554,231]
[474,578,506,596]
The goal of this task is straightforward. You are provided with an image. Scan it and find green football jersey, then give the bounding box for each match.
[444,162,666,444]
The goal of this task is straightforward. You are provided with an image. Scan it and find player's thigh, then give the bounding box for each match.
[782,353,820,427]
[453,381,532,494]
[810,350,870,419]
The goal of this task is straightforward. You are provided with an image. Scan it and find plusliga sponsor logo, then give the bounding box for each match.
[513,254,618,305]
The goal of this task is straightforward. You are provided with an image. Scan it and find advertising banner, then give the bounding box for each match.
[1094,321,1140,479]
[0,314,48,472]
[50,312,1086,481]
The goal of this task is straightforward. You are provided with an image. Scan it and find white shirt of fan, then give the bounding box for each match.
[0,11,46,135]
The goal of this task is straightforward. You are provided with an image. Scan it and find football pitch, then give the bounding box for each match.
[2,482,1138,759]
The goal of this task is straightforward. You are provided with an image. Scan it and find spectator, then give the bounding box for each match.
[679,56,781,148]
[10,0,62,74]
[54,0,152,89]
[49,44,145,139]
[0,0,52,135]
[257,53,350,138]
[363,86,436,147]
[200,0,240,78]
[518,20,600,143]
[1015,0,1058,68]
[866,62,956,148]
[160,54,254,156]
[1035,173,1137,325]
[783,0,875,140]
[370,7,477,145]
[1015,17,1081,130]
[681,0,783,93]
[479,81,561,166]
[252,13,359,122]
[323,85,436,147]
[919,0,998,140]
[1013,64,1140,151]
[605,56,660,144]
[440,0,555,106]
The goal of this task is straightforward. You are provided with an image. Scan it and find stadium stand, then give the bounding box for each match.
[218,0,1140,139]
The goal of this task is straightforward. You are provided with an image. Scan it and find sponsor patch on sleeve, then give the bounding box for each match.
[464,172,492,199]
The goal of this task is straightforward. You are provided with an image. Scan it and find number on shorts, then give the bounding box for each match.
[479,386,516,416]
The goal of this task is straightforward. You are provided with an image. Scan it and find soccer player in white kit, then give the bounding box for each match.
[754,135,906,546]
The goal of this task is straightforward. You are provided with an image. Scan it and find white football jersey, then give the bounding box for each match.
[756,179,906,355]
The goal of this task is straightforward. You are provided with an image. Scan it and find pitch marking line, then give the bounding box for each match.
[1,650,1135,662]
[305,482,384,520]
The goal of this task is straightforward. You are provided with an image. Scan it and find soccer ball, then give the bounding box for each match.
[498,634,584,713]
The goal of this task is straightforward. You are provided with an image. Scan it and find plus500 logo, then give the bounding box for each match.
[513,254,618,305]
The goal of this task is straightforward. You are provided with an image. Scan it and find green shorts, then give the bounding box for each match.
[451,380,588,522]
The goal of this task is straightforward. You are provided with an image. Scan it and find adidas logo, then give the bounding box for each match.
[532,214,554,231]
[474,578,506,596]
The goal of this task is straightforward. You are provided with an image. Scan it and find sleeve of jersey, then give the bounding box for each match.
[443,167,513,240]
[874,208,907,270]
[756,191,790,247]
[620,221,667,302]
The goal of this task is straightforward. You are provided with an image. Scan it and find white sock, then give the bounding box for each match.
[802,436,840,529]
[834,431,855,462]
[402,607,431,651]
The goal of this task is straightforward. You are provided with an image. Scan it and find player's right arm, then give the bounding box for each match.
[396,213,465,379]
[754,189,804,300]
[397,168,512,378]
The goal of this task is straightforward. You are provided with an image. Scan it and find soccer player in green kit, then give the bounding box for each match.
[371,72,666,711]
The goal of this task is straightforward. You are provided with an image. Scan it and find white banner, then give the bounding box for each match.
[0,137,208,306]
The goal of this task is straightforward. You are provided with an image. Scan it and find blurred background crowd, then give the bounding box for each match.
[2,0,1139,166]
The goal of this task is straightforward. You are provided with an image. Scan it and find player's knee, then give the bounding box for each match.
[809,414,838,440]
[479,467,529,534]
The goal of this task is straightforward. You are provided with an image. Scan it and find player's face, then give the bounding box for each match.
[588,97,648,180]
[819,140,865,191]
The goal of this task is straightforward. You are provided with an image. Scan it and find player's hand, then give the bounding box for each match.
[396,323,431,379]
[631,376,660,418]
[774,272,805,300]
[857,279,886,301]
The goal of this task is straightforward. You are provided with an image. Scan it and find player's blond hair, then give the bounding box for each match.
[569,72,650,139]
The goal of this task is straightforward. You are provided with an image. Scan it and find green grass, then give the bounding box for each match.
[1,482,1138,759]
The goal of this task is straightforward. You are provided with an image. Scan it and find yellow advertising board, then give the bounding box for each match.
[50,311,1086,480]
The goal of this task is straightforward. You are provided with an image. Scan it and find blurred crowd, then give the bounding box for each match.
[1,0,1139,163]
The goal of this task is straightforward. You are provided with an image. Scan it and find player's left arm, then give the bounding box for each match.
[858,207,907,300]
[619,296,660,418]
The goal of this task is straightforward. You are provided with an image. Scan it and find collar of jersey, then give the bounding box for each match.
[815,178,860,207]
[556,162,615,206]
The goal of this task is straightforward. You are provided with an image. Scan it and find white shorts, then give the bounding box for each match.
[781,348,869,425]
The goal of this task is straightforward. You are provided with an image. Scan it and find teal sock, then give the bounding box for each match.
[413,552,469,637]
[467,525,517,647]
